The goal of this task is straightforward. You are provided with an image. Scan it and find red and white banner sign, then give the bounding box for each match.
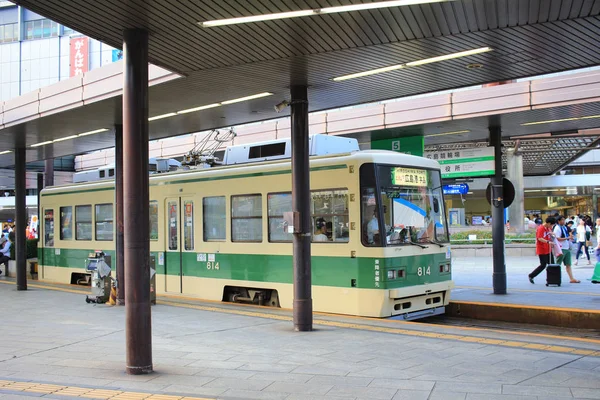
[70,37,89,77]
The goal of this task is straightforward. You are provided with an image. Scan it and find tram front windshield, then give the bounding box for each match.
[361,164,449,247]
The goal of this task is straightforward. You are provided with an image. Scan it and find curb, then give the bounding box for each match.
[448,301,600,330]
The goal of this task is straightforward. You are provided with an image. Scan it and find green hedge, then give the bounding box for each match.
[9,238,38,260]
[450,230,535,245]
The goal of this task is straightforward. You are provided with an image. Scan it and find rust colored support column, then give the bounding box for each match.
[115,124,124,305]
[15,147,26,290]
[123,28,152,375]
[291,85,312,332]
[44,159,54,187]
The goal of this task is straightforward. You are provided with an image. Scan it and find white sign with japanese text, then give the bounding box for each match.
[425,147,495,178]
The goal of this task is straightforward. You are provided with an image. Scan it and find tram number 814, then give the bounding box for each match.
[207,261,220,270]
[417,266,431,276]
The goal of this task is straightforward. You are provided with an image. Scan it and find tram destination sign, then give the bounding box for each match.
[425,147,495,179]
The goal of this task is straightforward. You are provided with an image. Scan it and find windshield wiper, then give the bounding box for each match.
[405,240,428,248]
[420,239,445,248]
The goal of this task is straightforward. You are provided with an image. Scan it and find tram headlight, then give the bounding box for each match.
[440,264,451,273]
[387,270,396,280]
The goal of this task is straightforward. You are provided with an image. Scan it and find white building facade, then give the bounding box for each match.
[0,0,119,101]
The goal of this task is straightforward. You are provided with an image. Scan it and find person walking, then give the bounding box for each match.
[529,217,556,284]
[595,218,600,261]
[574,219,592,265]
[554,216,579,283]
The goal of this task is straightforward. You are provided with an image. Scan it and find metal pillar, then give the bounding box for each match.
[44,159,54,187]
[15,147,26,290]
[291,85,313,332]
[37,173,43,231]
[506,148,524,233]
[123,29,152,375]
[115,124,124,306]
[490,127,506,294]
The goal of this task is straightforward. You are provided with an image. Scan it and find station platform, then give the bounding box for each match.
[1,257,600,400]
[450,256,600,329]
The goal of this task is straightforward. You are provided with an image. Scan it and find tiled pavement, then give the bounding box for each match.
[1,258,599,400]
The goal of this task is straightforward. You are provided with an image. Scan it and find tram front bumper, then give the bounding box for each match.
[388,280,454,300]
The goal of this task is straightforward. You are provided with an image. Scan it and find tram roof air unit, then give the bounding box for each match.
[73,158,181,183]
[223,134,359,165]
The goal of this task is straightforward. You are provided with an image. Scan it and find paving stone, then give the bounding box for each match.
[326,385,398,400]
[307,376,373,387]
[428,390,466,400]
[158,384,225,397]
[391,389,431,400]
[571,387,600,399]
[465,394,536,400]
[237,363,297,373]
[263,381,333,395]
[218,389,289,400]
[203,377,272,391]
[144,375,214,387]
[348,367,423,380]
[433,382,502,394]
[248,372,313,383]
[502,384,573,397]
[369,378,434,391]
[285,395,356,400]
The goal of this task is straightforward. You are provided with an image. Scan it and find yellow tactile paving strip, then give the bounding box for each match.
[1,279,599,357]
[0,379,212,399]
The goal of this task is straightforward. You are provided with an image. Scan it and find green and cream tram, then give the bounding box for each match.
[39,135,453,319]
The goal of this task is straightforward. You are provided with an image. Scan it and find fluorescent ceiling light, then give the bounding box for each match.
[148,112,177,121]
[0,150,11,155]
[53,135,79,143]
[200,0,448,27]
[405,47,492,67]
[177,92,274,115]
[221,92,273,105]
[201,10,315,27]
[321,0,447,14]
[177,103,220,115]
[425,130,470,137]
[521,114,600,126]
[30,128,109,147]
[333,47,492,81]
[524,189,542,193]
[78,128,109,137]
[333,65,404,82]
[31,141,53,148]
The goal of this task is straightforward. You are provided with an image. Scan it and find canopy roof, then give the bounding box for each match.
[1,0,599,173]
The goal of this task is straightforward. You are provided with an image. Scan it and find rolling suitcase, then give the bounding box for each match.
[546,253,561,287]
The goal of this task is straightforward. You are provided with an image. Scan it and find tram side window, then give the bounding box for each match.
[76,205,92,240]
[167,201,178,250]
[203,196,225,241]
[95,204,113,241]
[231,194,262,242]
[60,206,73,240]
[360,163,380,247]
[150,201,159,241]
[183,200,194,251]
[311,189,350,243]
[267,193,293,242]
[44,209,54,247]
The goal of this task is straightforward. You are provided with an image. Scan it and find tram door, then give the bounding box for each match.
[164,197,195,293]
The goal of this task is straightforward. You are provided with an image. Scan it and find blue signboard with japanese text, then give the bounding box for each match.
[442,183,469,195]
